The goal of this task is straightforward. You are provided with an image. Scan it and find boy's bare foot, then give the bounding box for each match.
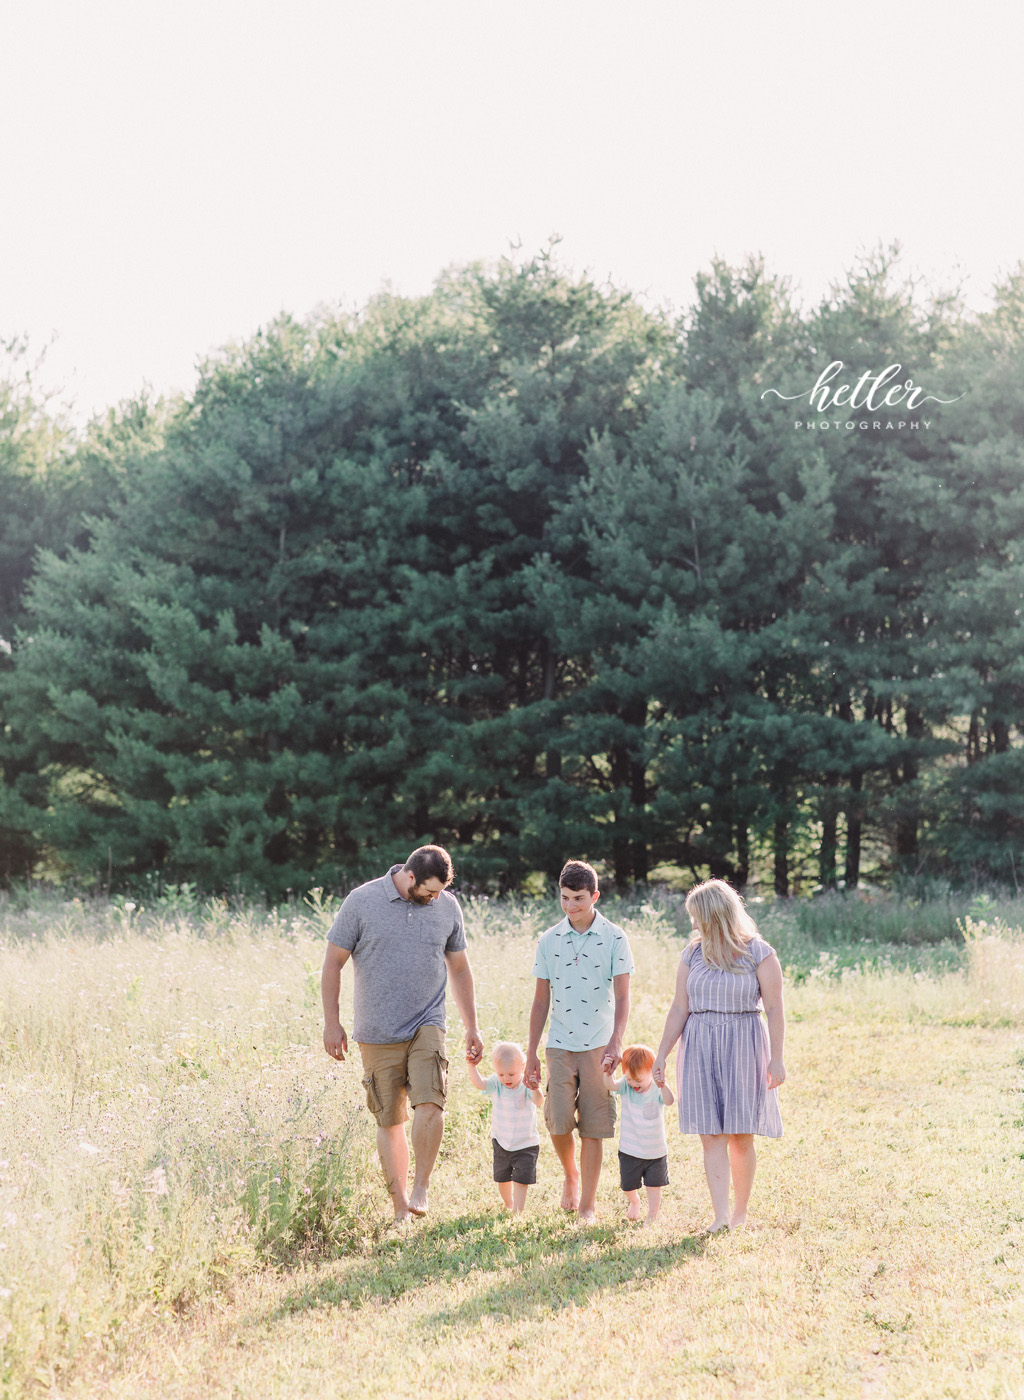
[560,1174,580,1212]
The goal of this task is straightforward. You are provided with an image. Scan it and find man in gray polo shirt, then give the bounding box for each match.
[321,844,483,1222]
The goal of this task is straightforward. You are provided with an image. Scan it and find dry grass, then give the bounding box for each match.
[0,891,1022,1398]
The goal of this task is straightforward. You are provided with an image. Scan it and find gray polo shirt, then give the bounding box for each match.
[531,910,634,1051]
[327,865,467,1043]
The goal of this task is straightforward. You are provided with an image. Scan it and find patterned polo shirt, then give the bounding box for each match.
[531,910,634,1051]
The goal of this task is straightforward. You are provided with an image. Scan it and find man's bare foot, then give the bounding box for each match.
[626,1200,642,1221]
[560,1174,580,1212]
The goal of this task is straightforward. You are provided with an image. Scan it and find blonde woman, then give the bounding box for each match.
[653,879,785,1232]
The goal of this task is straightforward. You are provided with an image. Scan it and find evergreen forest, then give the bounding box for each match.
[3,246,1024,898]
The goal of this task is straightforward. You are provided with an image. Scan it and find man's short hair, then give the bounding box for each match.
[558,859,598,894]
[405,844,454,888]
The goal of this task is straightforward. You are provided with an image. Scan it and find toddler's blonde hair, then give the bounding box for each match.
[685,878,758,971]
[492,1040,527,1068]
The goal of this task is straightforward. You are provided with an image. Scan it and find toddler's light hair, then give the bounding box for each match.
[492,1040,527,1069]
[620,1044,655,1077]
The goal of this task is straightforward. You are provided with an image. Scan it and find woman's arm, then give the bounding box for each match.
[757,951,786,1089]
[652,954,690,1087]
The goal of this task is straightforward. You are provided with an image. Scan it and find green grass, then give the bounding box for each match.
[0,889,1022,1397]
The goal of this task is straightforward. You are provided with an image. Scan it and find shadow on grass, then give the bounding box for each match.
[272,1211,711,1330]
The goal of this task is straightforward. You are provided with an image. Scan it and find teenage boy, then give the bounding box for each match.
[525,859,633,1222]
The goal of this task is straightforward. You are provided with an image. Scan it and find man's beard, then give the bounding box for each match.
[408,888,436,906]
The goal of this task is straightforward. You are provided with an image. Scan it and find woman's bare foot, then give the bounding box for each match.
[706,1218,730,1234]
[577,1207,597,1224]
[730,1211,748,1229]
[408,1187,428,1217]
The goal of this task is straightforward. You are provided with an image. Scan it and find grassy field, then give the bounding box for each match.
[0,887,1022,1398]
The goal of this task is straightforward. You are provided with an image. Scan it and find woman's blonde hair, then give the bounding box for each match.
[684,878,758,971]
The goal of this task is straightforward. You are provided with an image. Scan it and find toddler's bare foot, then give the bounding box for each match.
[560,1174,580,1212]
[626,1200,642,1221]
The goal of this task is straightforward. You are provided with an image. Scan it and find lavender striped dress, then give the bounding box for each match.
[675,936,783,1137]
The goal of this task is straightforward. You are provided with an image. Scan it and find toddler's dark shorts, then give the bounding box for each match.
[492,1139,540,1184]
[618,1151,669,1191]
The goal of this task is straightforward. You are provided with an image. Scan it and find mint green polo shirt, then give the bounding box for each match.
[531,910,634,1051]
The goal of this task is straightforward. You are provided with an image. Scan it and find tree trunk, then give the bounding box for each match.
[773,816,789,897]
[845,770,862,889]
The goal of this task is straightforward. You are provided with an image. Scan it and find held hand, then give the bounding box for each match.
[465,1029,484,1065]
[652,1058,666,1088]
[323,1023,348,1062]
[600,1041,621,1074]
[767,1058,786,1090]
[524,1053,542,1090]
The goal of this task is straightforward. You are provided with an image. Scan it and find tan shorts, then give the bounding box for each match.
[543,1046,616,1139]
[358,1024,448,1128]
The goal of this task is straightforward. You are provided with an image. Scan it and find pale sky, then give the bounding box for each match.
[2,0,1022,425]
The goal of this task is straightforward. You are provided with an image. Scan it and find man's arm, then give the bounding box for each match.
[525,978,551,1089]
[321,943,351,1061]
[445,949,483,1064]
[601,971,631,1070]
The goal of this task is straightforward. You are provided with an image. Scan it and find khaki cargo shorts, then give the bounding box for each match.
[543,1046,616,1139]
[358,1024,449,1128]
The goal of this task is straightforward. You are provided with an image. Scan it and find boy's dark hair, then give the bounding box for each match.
[404,844,455,887]
[558,859,598,894]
